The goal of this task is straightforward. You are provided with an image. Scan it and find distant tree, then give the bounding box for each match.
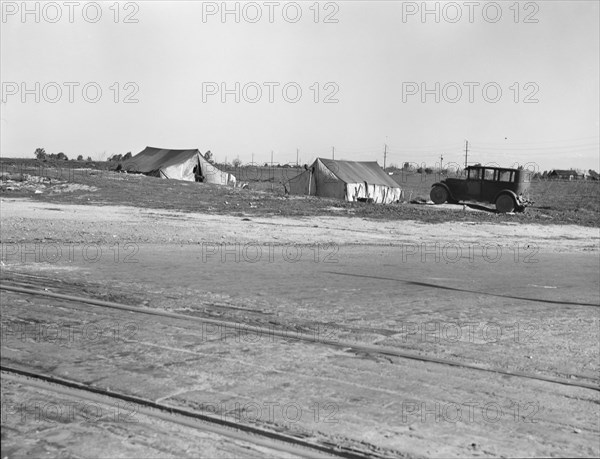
[77,155,84,161]
[403,162,410,170]
[416,167,423,173]
[34,148,46,160]
[264,162,269,167]
[424,167,433,174]
[86,156,92,162]
[108,154,123,162]
[123,152,132,160]
[232,157,242,167]
[56,152,68,160]
[204,151,213,162]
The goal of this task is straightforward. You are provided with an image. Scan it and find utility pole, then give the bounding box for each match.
[296,148,299,166]
[464,140,469,169]
[251,152,254,165]
[271,150,274,191]
[440,154,444,170]
[332,146,335,160]
[383,144,387,170]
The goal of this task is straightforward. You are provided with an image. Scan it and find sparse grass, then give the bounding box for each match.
[531,179,599,213]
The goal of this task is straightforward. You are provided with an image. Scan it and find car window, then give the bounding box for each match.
[497,170,513,182]
[468,168,481,179]
[483,169,494,180]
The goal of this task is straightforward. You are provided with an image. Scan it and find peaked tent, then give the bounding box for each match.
[287,158,401,204]
[121,147,236,185]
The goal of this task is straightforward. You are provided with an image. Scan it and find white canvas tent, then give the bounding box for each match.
[287,158,401,204]
[121,147,236,185]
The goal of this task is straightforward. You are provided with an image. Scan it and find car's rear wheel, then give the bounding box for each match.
[496,194,515,213]
[430,185,448,204]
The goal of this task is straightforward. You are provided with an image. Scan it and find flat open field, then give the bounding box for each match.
[1,159,599,226]
[1,159,599,458]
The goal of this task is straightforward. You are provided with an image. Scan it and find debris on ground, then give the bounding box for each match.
[0,173,97,194]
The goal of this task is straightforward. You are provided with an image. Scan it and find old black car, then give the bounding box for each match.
[430,166,533,213]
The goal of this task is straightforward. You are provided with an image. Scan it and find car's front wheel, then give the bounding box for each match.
[496,194,516,213]
[430,185,448,204]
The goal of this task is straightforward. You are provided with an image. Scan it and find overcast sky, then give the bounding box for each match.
[1,0,599,171]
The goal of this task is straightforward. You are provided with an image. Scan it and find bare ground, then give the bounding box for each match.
[1,197,599,458]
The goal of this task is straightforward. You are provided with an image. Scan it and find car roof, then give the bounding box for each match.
[466,166,523,172]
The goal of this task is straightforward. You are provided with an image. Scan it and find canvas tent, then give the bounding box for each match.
[121,147,236,185]
[287,158,401,204]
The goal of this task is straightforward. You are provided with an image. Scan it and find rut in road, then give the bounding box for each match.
[1,365,405,459]
[2,282,598,393]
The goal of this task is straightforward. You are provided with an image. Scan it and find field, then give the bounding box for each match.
[391,171,600,213]
[1,158,599,458]
[1,159,599,226]
[186,162,600,217]
[222,163,600,215]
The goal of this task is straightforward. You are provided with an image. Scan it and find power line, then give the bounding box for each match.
[332,146,382,154]
[468,147,599,155]
[470,146,599,154]
[387,144,462,152]
[472,136,599,147]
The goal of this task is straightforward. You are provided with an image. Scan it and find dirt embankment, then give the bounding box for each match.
[1,198,598,253]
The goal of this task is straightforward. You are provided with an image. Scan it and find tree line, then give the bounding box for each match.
[33,147,131,163]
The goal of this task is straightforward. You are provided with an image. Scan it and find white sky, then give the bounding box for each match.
[1,0,599,171]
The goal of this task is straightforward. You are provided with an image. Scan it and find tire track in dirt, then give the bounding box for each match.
[2,283,597,392]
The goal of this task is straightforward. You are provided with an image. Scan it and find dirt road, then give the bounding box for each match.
[1,199,598,458]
